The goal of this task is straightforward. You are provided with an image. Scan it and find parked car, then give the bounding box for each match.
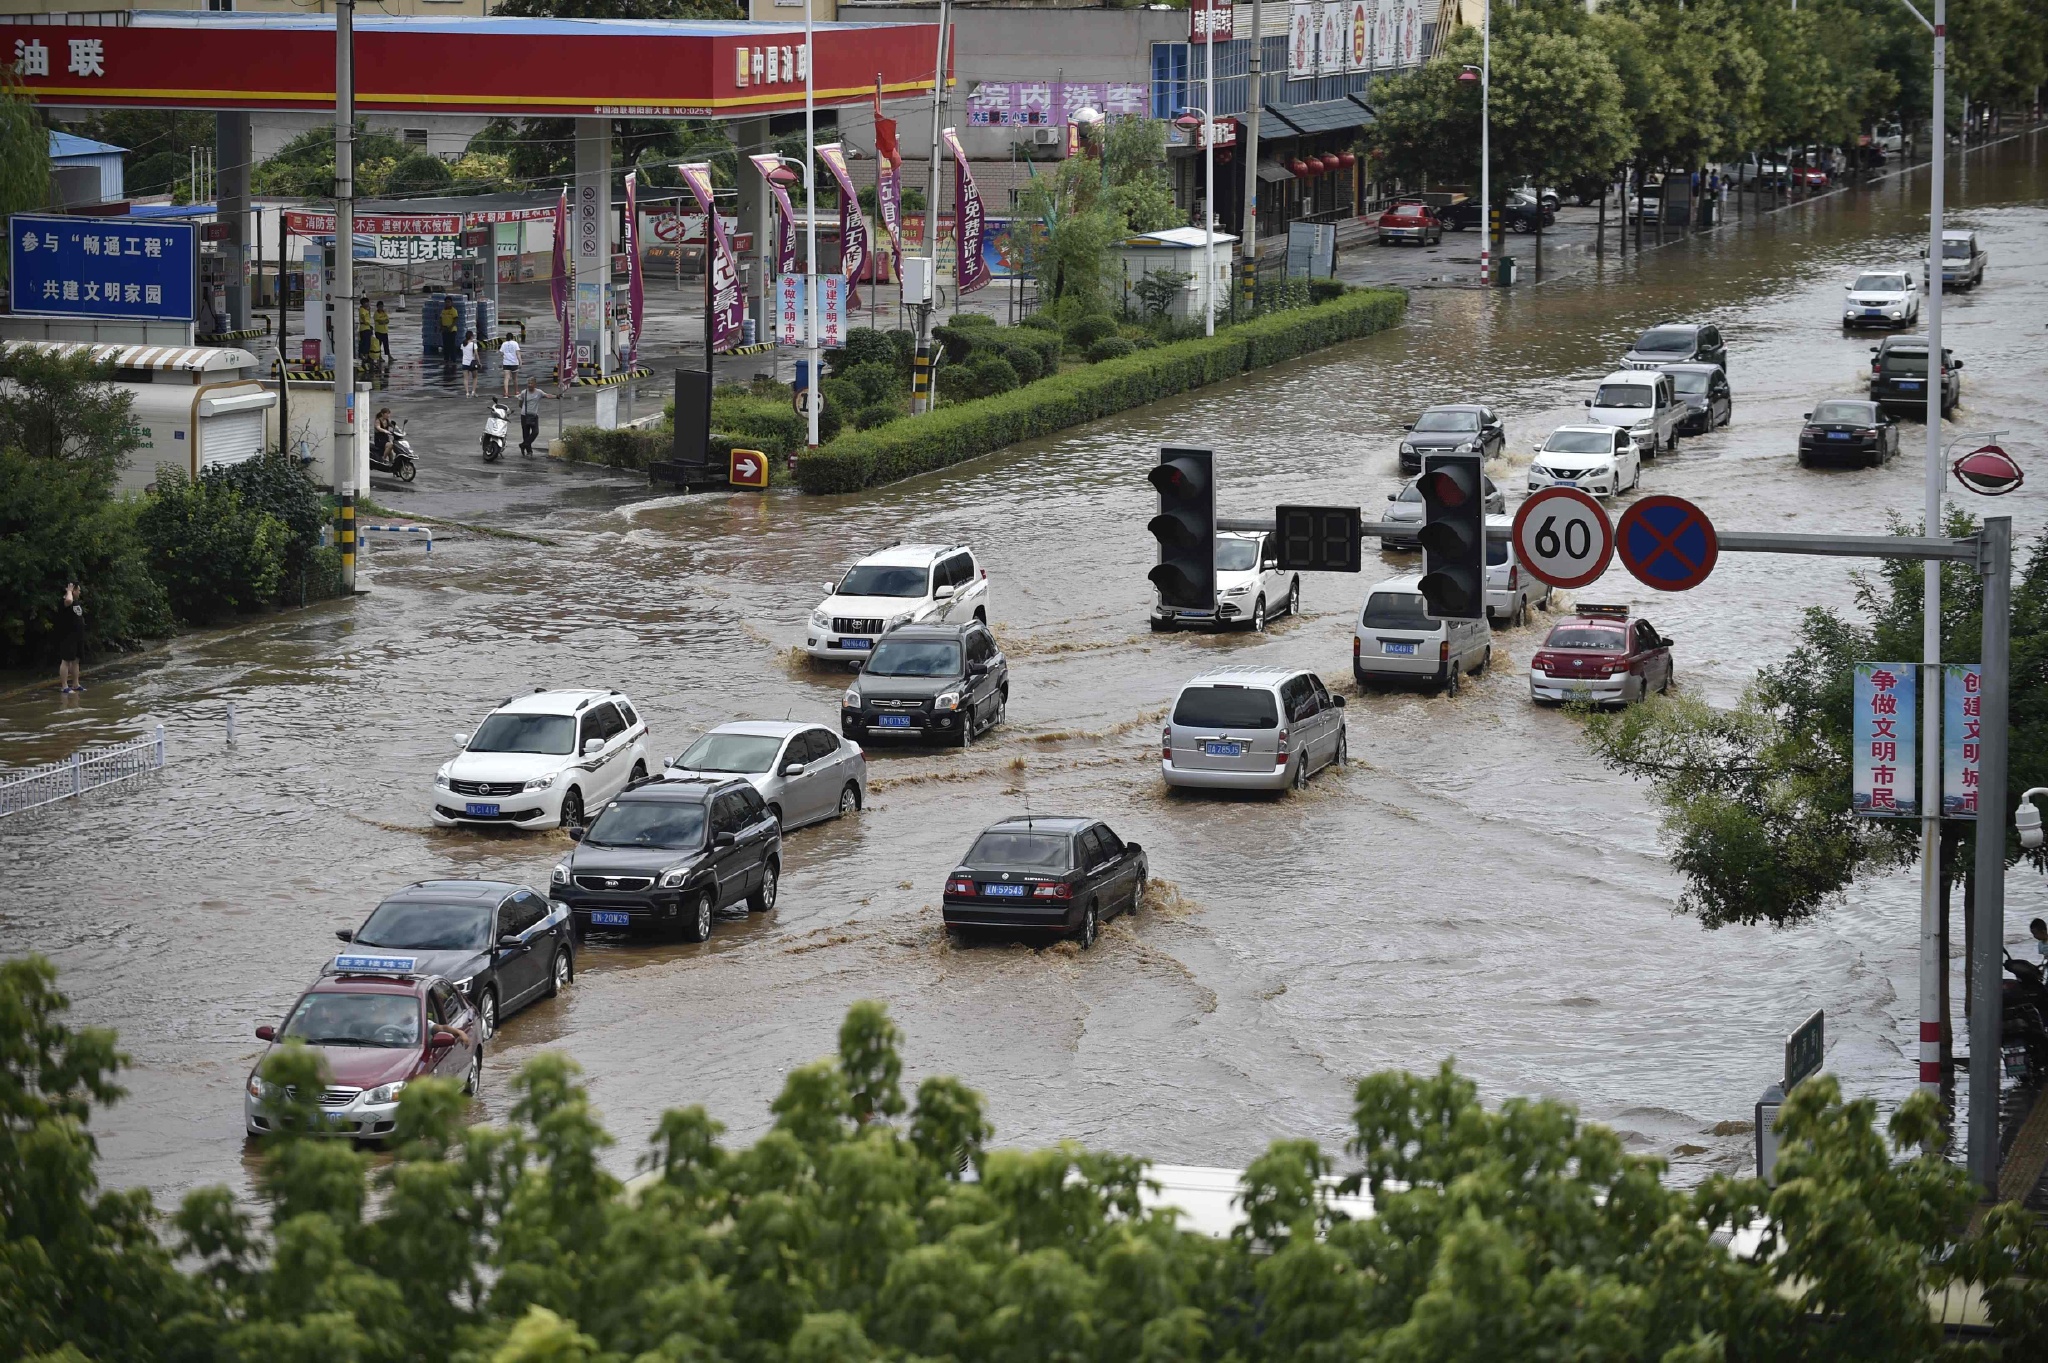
[1626,178,1664,222]
[1398,403,1505,472]
[806,542,989,663]
[841,620,1008,747]
[1842,268,1921,329]
[1798,398,1901,468]
[1528,604,1674,706]
[1352,574,1493,696]
[1153,530,1299,632]
[941,815,1147,949]
[1939,229,1987,289]
[1660,362,1734,433]
[1871,120,1905,154]
[1513,179,1562,210]
[1527,424,1640,499]
[1585,370,1684,456]
[331,880,571,1041]
[1792,163,1830,188]
[1869,335,1960,417]
[1621,322,1727,371]
[432,688,650,831]
[1160,667,1347,793]
[551,776,781,942]
[1484,513,1553,627]
[1380,471,1506,550]
[1375,200,1444,246]
[1443,195,1553,234]
[666,721,866,830]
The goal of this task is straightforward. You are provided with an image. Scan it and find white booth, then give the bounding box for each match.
[1115,226,1239,324]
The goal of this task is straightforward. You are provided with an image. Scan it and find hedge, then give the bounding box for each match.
[795,288,1407,494]
[561,425,666,470]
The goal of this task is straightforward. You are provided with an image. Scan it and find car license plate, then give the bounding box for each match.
[589,910,631,926]
[836,637,871,650]
[464,802,500,817]
[1864,309,1883,317]
[1203,741,1244,757]
[878,714,912,728]
[1556,478,1577,487]
[1827,432,1850,439]
[1897,380,1921,389]
[1385,642,1418,656]
[981,883,1027,897]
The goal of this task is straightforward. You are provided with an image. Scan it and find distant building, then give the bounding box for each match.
[48,128,124,204]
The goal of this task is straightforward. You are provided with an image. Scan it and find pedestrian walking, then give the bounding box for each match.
[460,330,481,397]
[439,300,459,365]
[357,300,374,370]
[373,301,391,370]
[517,376,557,456]
[56,582,86,695]
[499,333,522,396]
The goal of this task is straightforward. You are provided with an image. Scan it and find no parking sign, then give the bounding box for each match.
[1616,496,1718,591]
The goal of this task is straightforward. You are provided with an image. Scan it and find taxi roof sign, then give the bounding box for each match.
[334,953,419,975]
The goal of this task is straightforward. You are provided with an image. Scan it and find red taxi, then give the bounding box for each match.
[244,955,482,1141]
[1528,604,1675,706]
[1376,200,1444,247]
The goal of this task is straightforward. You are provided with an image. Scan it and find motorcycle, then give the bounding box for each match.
[481,399,509,463]
[370,422,418,483]
[2000,953,2048,1081]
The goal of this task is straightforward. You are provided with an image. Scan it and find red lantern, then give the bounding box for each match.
[1289,158,1311,178]
[1337,151,1357,169]
[1320,154,1342,174]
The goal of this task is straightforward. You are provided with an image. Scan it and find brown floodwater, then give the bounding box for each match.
[5,134,2048,1201]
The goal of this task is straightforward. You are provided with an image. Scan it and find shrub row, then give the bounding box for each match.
[560,425,667,471]
[794,288,1407,494]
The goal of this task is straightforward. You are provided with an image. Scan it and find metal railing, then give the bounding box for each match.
[0,726,166,817]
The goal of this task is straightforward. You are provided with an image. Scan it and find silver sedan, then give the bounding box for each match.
[664,720,866,830]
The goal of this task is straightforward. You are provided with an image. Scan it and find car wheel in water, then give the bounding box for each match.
[748,859,778,913]
[1252,597,1267,632]
[1334,730,1348,768]
[1478,647,1492,676]
[1287,579,1301,618]
[838,782,861,817]
[681,891,713,944]
[1445,667,1461,699]
[559,788,584,830]
[1294,757,1310,791]
[1512,598,1527,628]
[1130,864,1148,916]
[465,1046,482,1096]
[1079,903,1099,950]
[547,948,571,998]
[629,760,646,786]
[958,705,975,748]
[478,989,498,1042]
[767,804,783,830]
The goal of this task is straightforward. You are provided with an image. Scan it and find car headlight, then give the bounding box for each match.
[843,687,861,708]
[1454,441,1475,454]
[523,773,558,792]
[810,609,830,630]
[1630,420,1653,432]
[1399,442,1416,455]
[887,612,915,630]
[363,1080,406,1106]
[551,862,569,886]
[1222,583,1251,596]
[660,867,690,888]
[434,767,451,789]
[247,1075,278,1100]
[453,975,474,996]
[934,690,961,711]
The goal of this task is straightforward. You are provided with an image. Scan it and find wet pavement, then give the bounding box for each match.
[6,133,2048,1202]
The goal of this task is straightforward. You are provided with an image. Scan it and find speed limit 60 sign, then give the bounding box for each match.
[1512,487,1615,589]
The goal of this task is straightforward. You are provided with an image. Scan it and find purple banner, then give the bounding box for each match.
[877,163,905,283]
[748,152,799,275]
[624,171,643,367]
[964,80,1147,126]
[816,143,867,309]
[944,128,989,296]
[552,187,574,384]
[679,162,742,354]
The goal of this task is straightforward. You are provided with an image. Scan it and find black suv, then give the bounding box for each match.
[1869,335,1960,418]
[1398,403,1505,472]
[842,621,1008,747]
[941,815,1148,949]
[550,777,780,943]
[1621,322,1727,372]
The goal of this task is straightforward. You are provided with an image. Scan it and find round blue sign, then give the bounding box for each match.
[1616,495,1718,591]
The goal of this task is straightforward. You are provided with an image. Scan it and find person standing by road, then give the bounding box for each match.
[372,301,392,371]
[56,582,86,695]
[516,377,556,456]
[499,332,522,396]
[439,300,459,366]
[459,330,480,397]
[357,300,374,370]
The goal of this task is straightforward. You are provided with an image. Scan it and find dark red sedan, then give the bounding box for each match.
[1376,200,1444,247]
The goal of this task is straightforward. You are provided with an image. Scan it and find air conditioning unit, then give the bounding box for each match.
[1031,127,1060,146]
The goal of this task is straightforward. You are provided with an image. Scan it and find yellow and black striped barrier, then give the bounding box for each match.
[556,366,655,387]
[912,346,932,408]
[338,497,356,585]
[725,342,776,357]
[197,327,268,345]
[286,367,338,381]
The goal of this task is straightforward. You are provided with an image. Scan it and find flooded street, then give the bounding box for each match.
[6,135,2048,1201]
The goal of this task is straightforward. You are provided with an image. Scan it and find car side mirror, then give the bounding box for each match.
[1385,492,1397,501]
[713,830,737,848]
[335,928,354,942]
[1952,360,1963,369]
[934,584,956,600]
[966,662,989,678]
[583,737,604,756]
[1803,413,1812,420]
[498,934,523,949]
[1262,559,1277,571]
[431,1029,459,1048]
[783,762,806,776]
[1401,423,1414,431]
[1582,399,1592,407]
[255,1025,276,1041]
[567,826,584,842]
[1331,694,1347,707]
[454,732,470,748]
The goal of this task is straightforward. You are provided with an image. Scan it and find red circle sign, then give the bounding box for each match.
[1511,487,1615,589]
[1616,495,1718,591]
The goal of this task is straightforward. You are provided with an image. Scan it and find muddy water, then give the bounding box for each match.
[6,136,2048,1200]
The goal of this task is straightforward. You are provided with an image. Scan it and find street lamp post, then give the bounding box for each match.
[1178,107,1218,337]
[804,0,820,448]
[1458,8,1490,288]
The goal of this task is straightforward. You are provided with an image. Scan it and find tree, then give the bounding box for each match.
[0,70,49,297]
[1015,117,1181,312]
[382,149,455,199]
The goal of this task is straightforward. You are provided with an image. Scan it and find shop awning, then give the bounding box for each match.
[1261,98,1376,137]
[1256,159,1296,183]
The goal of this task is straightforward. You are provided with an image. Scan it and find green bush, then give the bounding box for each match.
[830,327,899,375]
[1309,277,1348,303]
[0,450,172,667]
[710,392,806,458]
[821,377,863,421]
[947,311,997,330]
[137,469,292,626]
[1064,313,1118,349]
[817,400,845,443]
[855,404,903,431]
[1012,328,1063,373]
[1017,311,1061,332]
[1085,336,1137,363]
[930,323,981,365]
[838,361,902,408]
[993,341,1043,384]
[208,449,330,587]
[964,351,1020,398]
[560,425,666,471]
[886,327,916,371]
[798,288,1407,493]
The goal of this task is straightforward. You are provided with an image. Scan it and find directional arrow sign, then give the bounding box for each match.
[1511,487,1614,589]
[729,447,768,488]
[1616,495,1718,591]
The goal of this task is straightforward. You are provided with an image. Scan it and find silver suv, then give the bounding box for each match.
[1160,668,1347,793]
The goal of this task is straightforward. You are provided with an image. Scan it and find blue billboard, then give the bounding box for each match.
[10,213,197,322]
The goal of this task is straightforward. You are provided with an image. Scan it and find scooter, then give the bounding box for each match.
[370,423,418,483]
[481,399,509,463]
[2000,953,2048,1081]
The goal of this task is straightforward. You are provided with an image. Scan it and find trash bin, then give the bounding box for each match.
[1495,256,1517,287]
[1696,198,1716,228]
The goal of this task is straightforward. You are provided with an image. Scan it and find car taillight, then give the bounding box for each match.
[1508,565,1519,588]
[946,877,974,895]
[1276,728,1290,769]
[1032,882,1071,899]
[1439,641,1450,663]
[1858,427,1877,438]
[1161,726,1172,761]
[1353,636,1361,659]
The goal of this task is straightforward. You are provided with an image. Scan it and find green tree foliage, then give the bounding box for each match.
[382,150,455,199]
[134,451,336,627]
[252,125,408,199]
[1015,118,1182,311]
[4,961,2044,1360]
[75,109,216,198]
[0,72,49,294]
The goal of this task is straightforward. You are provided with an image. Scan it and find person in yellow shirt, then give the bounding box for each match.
[357,301,373,369]
[438,300,459,364]
[372,301,391,368]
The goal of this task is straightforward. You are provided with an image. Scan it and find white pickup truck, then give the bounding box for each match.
[1584,369,1685,457]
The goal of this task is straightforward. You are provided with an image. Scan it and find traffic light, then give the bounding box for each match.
[1416,452,1486,619]
[1147,445,1215,610]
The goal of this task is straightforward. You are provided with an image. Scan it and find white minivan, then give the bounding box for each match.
[1484,514,1552,626]
[1160,668,1347,793]
[1352,574,1493,696]
[1584,370,1682,457]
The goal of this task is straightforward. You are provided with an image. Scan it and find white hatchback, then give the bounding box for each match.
[1527,424,1640,499]
[806,543,989,663]
[432,689,650,831]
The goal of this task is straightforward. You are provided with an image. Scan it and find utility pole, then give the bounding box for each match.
[1240,0,1262,316]
[1202,3,1216,336]
[914,0,950,413]
[1970,516,2011,1196]
[1479,0,1491,288]
[333,0,356,592]
[804,0,821,448]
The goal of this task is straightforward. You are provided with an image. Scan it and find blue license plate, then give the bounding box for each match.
[1384,642,1418,656]
[589,910,631,926]
[836,638,872,651]
[1897,380,1921,389]
[1864,309,1883,317]
[1203,741,1244,757]
[1827,432,1850,440]
[981,883,1027,897]
[464,802,500,817]
[1555,478,1578,487]
[878,714,912,728]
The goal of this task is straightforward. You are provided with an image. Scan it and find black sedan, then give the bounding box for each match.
[942,815,1147,949]
[332,880,571,1041]
[1661,363,1733,434]
[1798,398,1900,468]
[1443,194,1555,234]
[1398,403,1505,472]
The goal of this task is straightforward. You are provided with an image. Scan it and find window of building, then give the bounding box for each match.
[1151,43,1189,120]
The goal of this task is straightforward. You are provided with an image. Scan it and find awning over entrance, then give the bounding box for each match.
[1259,97,1377,138]
[6,14,945,119]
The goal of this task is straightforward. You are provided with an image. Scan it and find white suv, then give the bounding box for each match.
[432,689,650,831]
[805,543,990,663]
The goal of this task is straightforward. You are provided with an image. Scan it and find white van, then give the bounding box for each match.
[1160,668,1347,793]
[1584,369,1682,457]
[1484,514,1552,626]
[1352,574,1493,696]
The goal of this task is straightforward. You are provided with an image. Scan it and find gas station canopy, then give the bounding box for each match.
[13,14,945,119]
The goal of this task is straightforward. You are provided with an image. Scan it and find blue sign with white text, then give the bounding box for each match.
[10,213,197,322]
